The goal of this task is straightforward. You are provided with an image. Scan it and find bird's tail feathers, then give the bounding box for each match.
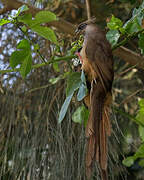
[85,81,111,180]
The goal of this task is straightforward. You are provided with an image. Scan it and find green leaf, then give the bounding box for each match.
[17,39,31,50]
[124,18,142,33]
[139,159,144,167]
[107,15,123,30]
[72,105,89,126]
[123,2,144,33]
[132,8,143,25]
[136,99,144,126]
[58,93,74,123]
[0,19,11,26]
[34,44,40,51]
[77,84,87,101]
[81,70,86,84]
[31,25,57,44]
[17,5,29,15]
[17,14,32,26]
[66,72,81,96]
[77,70,88,101]
[106,30,120,47]
[10,50,29,68]
[122,156,134,167]
[139,99,144,108]
[53,62,60,72]
[35,11,57,24]
[21,25,27,32]
[20,52,32,78]
[139,125,144,142]
[138,34,144,54]
[134,144,144,159]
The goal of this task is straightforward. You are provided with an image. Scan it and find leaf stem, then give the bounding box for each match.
[0,55,76,74]
[17,24,47,63]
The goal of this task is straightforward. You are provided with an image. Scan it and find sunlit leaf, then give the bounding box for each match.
[58,93,74,123]
[107,15,123,30]
[0,19,11,26]
[35,11,57,24]
[31,25,57,44]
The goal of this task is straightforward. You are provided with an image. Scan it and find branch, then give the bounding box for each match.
[1,0,144,69]
[0,55,76,74]
[113,46,144,68]
[112,29,144,69]
[86,0,91,20]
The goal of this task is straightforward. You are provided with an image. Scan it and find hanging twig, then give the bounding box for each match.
[85,0,91,20]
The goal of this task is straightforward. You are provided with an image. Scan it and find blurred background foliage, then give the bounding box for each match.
[0,0,144,179]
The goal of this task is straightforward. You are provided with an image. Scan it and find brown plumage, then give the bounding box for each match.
[75,21,114,180]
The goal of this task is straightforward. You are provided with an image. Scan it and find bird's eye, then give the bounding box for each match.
[79,23,87,30]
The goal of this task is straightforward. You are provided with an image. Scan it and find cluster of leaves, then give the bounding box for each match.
[10,39,32,78]
[70,35,83,54]
[58,70,88,123]
[106,1,144,169]
[0,5,57,78]
[123,99,144,168]
[106,1,144,53]
[0,4,87,125]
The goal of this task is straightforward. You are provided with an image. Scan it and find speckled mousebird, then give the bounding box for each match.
[75,19,114,180]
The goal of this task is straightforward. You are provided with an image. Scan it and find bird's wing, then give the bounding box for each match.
[85,38,113,92]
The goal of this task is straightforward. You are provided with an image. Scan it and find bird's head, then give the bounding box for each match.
[75,22,87,35]
[75,18,96,35]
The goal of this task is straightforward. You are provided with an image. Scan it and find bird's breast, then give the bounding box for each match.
[80,47,97,82]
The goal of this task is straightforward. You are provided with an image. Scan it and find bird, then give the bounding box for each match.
[75,19,114,180]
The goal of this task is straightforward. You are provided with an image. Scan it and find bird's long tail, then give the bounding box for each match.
[85,81,111,180]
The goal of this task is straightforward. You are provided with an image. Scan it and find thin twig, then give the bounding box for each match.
[120,88,144,105]
[85,0,91,20]
[114,64,137,79]
[17,26,47,64]
[0,55,76,74]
